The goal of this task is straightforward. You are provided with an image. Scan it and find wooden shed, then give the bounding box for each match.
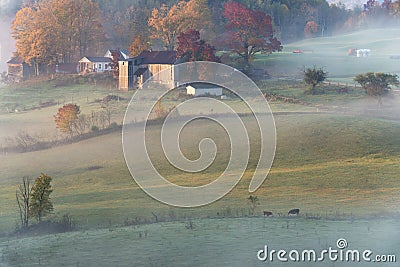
[7,56,32,82]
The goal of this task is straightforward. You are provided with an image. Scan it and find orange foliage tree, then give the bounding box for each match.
[129,34,151,57]
[12,0,104,72]
[304,21,318,38]
[54,104,80,135]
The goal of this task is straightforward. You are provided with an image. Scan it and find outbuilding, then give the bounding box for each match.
[6,56,32,82]
[186,83,222,97]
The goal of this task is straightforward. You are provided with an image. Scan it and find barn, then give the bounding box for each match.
[6,56,32,82]
[118,51,178,91]
[186,83,222,97]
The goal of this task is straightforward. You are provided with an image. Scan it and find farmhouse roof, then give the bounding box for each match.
[105,49,130,60]
[80,57,112,63]
[7,56,25,64]
[133,51,177,65]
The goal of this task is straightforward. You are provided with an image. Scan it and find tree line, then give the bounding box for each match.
[10,0,400,75]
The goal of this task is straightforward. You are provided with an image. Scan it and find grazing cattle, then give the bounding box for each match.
[263,211,273,217]
[338,87,348,94]
[288,208,300,216]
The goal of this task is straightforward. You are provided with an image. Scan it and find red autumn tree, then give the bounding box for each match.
[177,29,220,62]
[54,104,80,135]
[222,1,282,68]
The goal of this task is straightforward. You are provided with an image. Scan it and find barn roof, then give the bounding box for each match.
[133,51,177,65]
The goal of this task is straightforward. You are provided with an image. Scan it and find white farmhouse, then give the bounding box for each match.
[78,49,129,73]
[78,57,112,73]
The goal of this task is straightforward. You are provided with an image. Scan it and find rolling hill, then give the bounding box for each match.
[255,28,400,82]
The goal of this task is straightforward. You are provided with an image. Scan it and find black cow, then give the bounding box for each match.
[288,208,300,216]
[263,211,273,217]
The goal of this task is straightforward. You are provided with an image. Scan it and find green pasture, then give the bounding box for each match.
[0,77,134,140]
[1,114,400,234]
[254,28,400,83]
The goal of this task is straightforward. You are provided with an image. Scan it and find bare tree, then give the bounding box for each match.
[105,107,113,127]
[15,131,38,152]
[247,195,259,216]
[73,114,91,135]
[16,176,32,229]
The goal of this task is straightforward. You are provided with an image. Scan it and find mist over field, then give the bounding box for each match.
[1,1,400,266]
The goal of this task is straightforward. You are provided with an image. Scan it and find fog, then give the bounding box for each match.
[0,16,14,73]
[0,0,19,73]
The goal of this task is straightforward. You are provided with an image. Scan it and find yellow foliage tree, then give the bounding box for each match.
[148,0,212,51]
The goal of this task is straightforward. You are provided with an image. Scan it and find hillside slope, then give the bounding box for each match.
[255,28,400,81]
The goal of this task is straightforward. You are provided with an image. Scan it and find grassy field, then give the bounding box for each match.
[1,113,400,234]
[254,28,400,84]
[0,76,134,140]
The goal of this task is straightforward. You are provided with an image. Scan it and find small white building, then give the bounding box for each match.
[356,49,370,57]
[186,83,223,97]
